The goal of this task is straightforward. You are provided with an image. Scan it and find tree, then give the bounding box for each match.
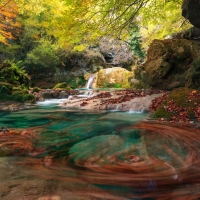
[15,0,189,48]
[0,0,21,44]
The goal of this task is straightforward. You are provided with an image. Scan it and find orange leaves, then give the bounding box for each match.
[0,0,21,44]
[149,92,169,112]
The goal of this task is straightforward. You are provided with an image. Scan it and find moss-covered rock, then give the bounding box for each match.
[151,87,200,121]
[141,39,200,90]
[186,58,200,89]
[32,87,41,93]
[0,83,34,103]
[96,67,133,88]
[53,82,71,90]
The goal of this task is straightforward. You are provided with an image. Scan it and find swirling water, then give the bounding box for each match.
[1,102,200,199]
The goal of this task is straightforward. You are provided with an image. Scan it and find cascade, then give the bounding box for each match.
[86,74,96,89]
[128,109,144,114]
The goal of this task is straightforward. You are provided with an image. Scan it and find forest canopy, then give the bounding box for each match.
[0,0,189,48]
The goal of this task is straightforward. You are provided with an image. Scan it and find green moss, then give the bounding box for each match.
[102,83,122,88]
[53,82,71,90]
[32,87,41,93]
[67,76,86,89]
[151,87,200,119]
[150,107,173,119]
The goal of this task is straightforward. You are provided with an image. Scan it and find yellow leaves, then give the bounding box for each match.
[73,44,87,51]
[138,0,190,46]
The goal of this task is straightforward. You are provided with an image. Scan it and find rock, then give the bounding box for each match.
[182,0,200,29]
[57,39,134,82]
[42,92,52,99]
[51,91,60,98]
[60,89,164,112]
[99,38,134,70]
[141,39,200,90]
[171,27,200,40]
[151,87,200,122]
[38,196,61,200]
[96,67,133,88]
[186,58,200,88]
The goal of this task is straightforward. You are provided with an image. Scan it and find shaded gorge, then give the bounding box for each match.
[0,102,200,199]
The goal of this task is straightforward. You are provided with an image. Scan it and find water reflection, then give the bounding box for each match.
[1,105,200,199]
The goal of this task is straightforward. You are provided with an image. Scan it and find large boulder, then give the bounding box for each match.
[182,0,200,29]
[140,39,200,90]
[96,67,133,88]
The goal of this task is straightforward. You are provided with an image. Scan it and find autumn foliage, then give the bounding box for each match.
[0,0,21,44]
[151,88,200,123]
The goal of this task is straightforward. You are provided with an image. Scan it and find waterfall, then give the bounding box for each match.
[128,109,144,114]
[86,74,96,89]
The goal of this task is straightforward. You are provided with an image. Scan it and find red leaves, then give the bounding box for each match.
[97,92,112,98]
[153,90,200,123]
[101,90,163,105]
[150,93,169,112]
[80,102,88,106]
[162,100,189,123]
[193,106,200,122]
[129,155,141,162]
[189,90,200,99]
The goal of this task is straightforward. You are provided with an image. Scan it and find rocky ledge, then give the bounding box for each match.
[60,89,165,112]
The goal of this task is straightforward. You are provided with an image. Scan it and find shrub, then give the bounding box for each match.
[10,91,24,102]
[0,60,29,88]
[0,82,12,94]
[23,94,35,103]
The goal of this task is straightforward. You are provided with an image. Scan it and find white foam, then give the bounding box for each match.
[37,99,69,105]
[128,109,144,114]
[86,74,96,89]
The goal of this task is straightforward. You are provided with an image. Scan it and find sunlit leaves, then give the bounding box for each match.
[0,0,191,49]
[139,0,191,46]
[0,0,21,44]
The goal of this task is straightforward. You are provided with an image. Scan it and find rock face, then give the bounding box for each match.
[96,67,133,88]
[182,0,200,29]
[99,38,134,70]
[139,39,200,90]
[60,89,164,112]
[54,39,134,86]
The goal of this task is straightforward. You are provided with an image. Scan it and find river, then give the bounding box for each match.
[0,101,200,199]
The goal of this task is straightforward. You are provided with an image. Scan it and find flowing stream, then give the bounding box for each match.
[0,102,200,199]
[86,74,96,89]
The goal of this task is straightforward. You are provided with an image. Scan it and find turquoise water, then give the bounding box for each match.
[1,102,200,199]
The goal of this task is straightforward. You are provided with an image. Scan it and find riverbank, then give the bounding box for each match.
[0,102,36,111]
[60,89,165,112]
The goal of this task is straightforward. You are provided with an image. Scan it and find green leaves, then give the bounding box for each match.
[128,25,145,59]
[0,59,29,87]
[1,0,192,65]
